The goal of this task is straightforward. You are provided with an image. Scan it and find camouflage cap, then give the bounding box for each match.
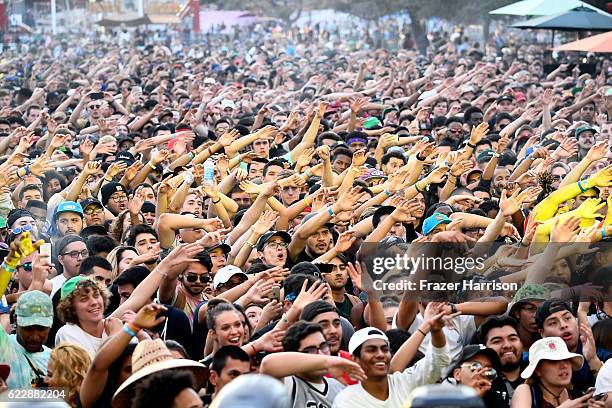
[508,284,550,316]
[15,290,53,327]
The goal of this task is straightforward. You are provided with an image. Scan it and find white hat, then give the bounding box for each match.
[213,265,247,289]
[595,359,612,394]
[204,77,216,85]
[220,99,236,110]
[348,327,388,355]
[521,337,584,379]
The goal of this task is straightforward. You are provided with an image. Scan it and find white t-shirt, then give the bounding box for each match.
[49,274,67,297]
[332,344,451,408]
[55,323,108,357]
[392,311,476,368]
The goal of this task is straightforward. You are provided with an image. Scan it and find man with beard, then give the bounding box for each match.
[289,187,365,263]
[575,126,596,160]
[492,168,510,198]
[100,182,128,216]
[158,250,213,324]
[536,299,612,394]
[317,255,362,321]
[49,201,84,240]
[80,198,105,227]
[479,316,525,407]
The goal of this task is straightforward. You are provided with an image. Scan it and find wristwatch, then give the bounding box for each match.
[450,303,458,314]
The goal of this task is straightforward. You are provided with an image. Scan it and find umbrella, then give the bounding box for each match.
[490,0,602,16]
[511,6,612,30]
[554,30,612,52]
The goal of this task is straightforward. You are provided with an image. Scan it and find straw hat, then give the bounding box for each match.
[112,339,209,408]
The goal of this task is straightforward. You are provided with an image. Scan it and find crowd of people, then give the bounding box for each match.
[0,18,610,408]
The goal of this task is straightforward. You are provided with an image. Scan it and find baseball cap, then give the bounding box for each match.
[256,231,292,252]
[80,197,103,211]
[206,243,231,254]
[213,265,248,289]
[221,99,236,110]
[535,299,573,328]
[290,262,321,279]
[496,95,514,103]
[116,151,136,166]
[61,276,93,300]
[422,212,452,235]
[514,91,526,102]
[363,117,382,130]
[141,201,156,213]
[477,149,496,164]
[453,344,502,373]
[361,168,387,182]
[521,337,583,379]
[15,290,53,327]
[56,201,84,217]
[349,327,388,355]
[575,126,597,138]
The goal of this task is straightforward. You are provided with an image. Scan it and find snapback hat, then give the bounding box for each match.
[349,327,389,355]
[15,290,53,327]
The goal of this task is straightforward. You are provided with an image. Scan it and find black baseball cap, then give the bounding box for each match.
[451,344,502,373]
[80,197,103,211]
[535,299,573,328]
[115,151,135,166]
[256,231,292,252]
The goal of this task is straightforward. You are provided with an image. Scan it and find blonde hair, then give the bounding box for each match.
[50,343,92,407]
[106,245,137,281]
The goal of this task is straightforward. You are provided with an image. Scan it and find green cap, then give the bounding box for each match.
[575,126,597,138]
[0,217,6,229]
[363,117,382,129]
[508,284,550,316]
[16,290,53,327]
[61,276,92,300]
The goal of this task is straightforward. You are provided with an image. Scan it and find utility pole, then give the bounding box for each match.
[51,0,57,34]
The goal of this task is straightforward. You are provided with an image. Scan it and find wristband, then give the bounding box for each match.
[250,343,257,354]
[188,152,195,160]
[123,324,138,337]
[450,303,458,314]
[304,197,312,206]
[602,228,607,240]
[148,162,156,170]
[327,207,335,217]
[304,170,312,178]
[415,153,426,162]
[383,189,393,197]
[104,176,113,182]
[417,328,427,337]
[466,142,476,149]
[0,262,15,273]
[24,164,30,175]
[577,180,589,193]
[212,198,221,204]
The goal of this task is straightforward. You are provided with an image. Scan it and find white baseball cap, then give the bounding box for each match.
[220,99,236,110]
[348,327,388,355]
[521,337,583,379]
[595,359,612,395]
[213,265,247,290]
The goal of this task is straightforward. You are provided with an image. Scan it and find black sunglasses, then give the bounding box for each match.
[184,274,211,283]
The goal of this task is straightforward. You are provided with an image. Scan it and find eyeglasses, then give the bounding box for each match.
[184,274,211,283]
[19,262,32,272]
[84,206,104,215]
[299,341,330,355]
[265,242,288,250]
[110,194,128,202]
[460,362,497,380]
[61,250,89,259]
[11,225,33,235]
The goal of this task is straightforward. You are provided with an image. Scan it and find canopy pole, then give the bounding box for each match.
[551,29,555,48]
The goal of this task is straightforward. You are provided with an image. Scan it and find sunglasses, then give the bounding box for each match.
[460,362,497,380]
[11,225,33,235]
[19,262,32,272]
[184,274,211,283]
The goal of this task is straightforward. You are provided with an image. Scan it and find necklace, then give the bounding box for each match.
[539,383,564,406]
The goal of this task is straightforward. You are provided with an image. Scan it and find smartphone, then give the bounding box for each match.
[268,287,280,302]
[40,243,51,259]
[90,92,103,100]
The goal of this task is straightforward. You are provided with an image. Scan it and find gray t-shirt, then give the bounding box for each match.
[284,375,345,408]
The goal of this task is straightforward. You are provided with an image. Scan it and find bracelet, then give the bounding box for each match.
[417,328,427,337]
[104,176,113,182]
[466,142,476,149]
[450,303,458,314]
[577,180,589,193]
[415,153,426,161]
[304,170,312,178]
[188,152,195,160]
[383,189,393,197]
[148,162,156,170]
[250,343,257,354]
[304,197,312,206]
[123,324,138,337]
[212,198,221,204]
[0,262,15,273]
[246,241,256,249]
[602,228,607,240]
[24,164,30,175]
[327,207,335,217]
